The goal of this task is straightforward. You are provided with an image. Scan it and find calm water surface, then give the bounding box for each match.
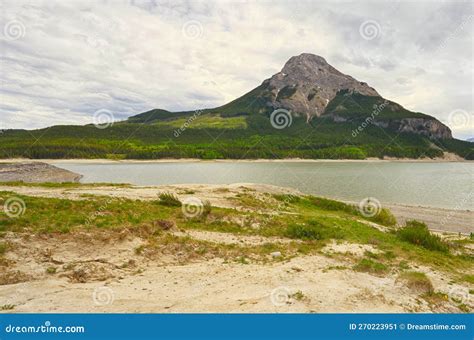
[53,161,473,210]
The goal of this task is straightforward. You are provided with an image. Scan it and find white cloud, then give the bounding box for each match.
[0,0,472,139]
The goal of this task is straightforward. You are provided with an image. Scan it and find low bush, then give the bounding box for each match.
[284,220,343,240]
[202,200,212,218]
[285,223,322,240]
[397,220,449,252]
[158,192,182,207]
[368,208,397,226]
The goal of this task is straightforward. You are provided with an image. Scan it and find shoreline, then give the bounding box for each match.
[0,157,471,164]
[0,182,471,234]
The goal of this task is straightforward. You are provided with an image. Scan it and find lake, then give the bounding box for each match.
[53,161,473,210]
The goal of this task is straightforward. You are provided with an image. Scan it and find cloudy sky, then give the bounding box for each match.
[0,0,472,139]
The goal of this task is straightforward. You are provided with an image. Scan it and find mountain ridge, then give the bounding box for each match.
[0,53,471,160]
[128,53,452,140]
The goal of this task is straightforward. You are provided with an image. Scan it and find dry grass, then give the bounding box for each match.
[0,270,31,285]
[398,271,434,294]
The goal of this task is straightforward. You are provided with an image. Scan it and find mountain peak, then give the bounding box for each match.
[262,53,380,119]
[283,53,329,68]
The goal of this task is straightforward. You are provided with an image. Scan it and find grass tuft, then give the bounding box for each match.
[158,192,182,207]
[398,271,434,294]
[397,220,449,252]
[46,266,57,274]
[310,197,357,214]
[460,274,474,284]
[354,258,388,275]
[284,220,343,240]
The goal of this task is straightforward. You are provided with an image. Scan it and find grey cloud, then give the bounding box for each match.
[0,0,472,139]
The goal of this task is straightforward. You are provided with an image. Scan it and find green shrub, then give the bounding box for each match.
[285,223,322,240]
[368,208,397,226]
[158,192,182,207]
[285,220,343,240]
[354,258,388,275]
[397,220,449,252]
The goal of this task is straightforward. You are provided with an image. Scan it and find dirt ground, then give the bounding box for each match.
[0,183,472,313]
[0,230,469,313]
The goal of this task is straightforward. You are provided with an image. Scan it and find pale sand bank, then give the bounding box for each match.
[0,162,82,183]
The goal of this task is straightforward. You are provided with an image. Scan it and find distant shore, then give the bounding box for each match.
[0,156,470,165]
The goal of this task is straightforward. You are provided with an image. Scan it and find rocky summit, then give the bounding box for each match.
[216,53,453,140]
[264,53,380,120]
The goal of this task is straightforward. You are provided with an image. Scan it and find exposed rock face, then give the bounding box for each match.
[262,53,379,120]
[397,118,452,139]
[253,53,452,140]
[373,118,453,139]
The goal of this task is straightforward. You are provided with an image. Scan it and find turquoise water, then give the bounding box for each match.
[53,161,473,210]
